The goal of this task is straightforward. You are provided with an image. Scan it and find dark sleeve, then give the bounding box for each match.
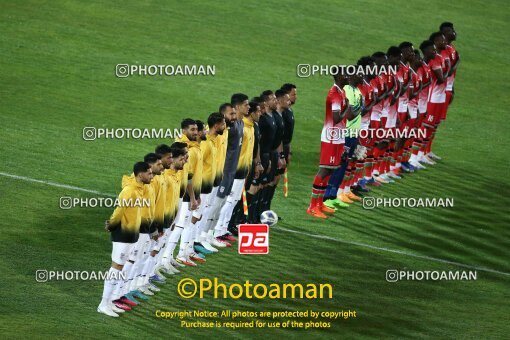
[258,116,273,154]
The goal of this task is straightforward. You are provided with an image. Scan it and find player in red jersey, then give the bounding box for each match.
[409,49,432,169]
[400,48,423,172]
[394,41,415,174]
[307,72,350,219]
[440,22,460,125]
[382,46,404,181]
[369,51,394,184]
[423,33,450,163]
[420,38,446,165]
[354,56,379,192]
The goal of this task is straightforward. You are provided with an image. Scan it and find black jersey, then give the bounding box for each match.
[258,112,277,155]
[282,108,295,145]
[253,121,260,158]
[272,109,285,151]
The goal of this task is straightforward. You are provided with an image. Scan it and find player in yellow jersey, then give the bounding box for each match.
[154,143,187,277]
[112,153,164,309]
[229,100,263,231]
[98,162,152,318]
[172,119,204,266]
[195,112,226,253]
[214,93,252,242]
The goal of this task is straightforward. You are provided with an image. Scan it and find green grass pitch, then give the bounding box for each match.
[0,0,509,338]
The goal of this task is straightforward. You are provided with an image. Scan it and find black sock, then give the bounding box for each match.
[267,185,277,210]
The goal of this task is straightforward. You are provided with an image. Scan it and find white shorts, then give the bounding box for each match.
[128,233,151,261]
[111,242,135,265]
[175,201,191,227]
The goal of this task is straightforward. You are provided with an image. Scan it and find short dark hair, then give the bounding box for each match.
[251,96,263,105]
[170,142,187,158]
[170,147,186,158]
[372,51,386,59]
[133,161,150,176]
[231,93,249,107]
[398,41,413,50]
[144,152,161,164]
[155,144,172,156]
[181,118,197,129]
[261,90,273,97]
[207,112,224,128]
[275,89,286,99]
[195,120,204,131]
[414,49,421,57]
[419,40,435,52]
[440,22,454,30]
[357,56,374,67]
[429,32,444,42]
[219,103,232,115]
[280,83,296,94]
[248,101,260,114]
[170,141,187,150]
[386,46,401,57]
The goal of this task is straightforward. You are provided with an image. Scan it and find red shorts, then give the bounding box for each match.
[380,117,388,128]
[319,142,344,168]
[442,92,453,120]
[425,102,444,125]
[397,111,408,132]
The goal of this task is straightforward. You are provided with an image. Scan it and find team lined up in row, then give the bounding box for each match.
[97,85,297,317]
[308,22,459,218]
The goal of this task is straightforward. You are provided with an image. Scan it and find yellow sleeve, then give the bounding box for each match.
[109,187,132,225]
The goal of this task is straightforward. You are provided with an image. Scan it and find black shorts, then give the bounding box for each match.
[261,150,279,184]
[245,162,260,189]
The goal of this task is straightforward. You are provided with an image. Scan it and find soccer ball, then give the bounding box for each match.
[260,210,278,227]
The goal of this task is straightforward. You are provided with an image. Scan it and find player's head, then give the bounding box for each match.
[429,32,446,50]
[419,40,437,60]
[231,93,249,116]
[133,161,152,184]
[169,143,187,170]
[332,69,349,87]
[248,101,262,122]
[280,83,297,105]
[261,90,277,111]
[219,102,236,127]
[398,41,415,63]
[207,112,226,135]
[357,56,374,79]
[386,46,402,66]
[143,152,163,176]
[155,143,173,169]
[181,118,198,141]
[371,51,389,68]
[411,49,423,69]
[196,120,206,141]
[440,22,456,42]
[275,89,290,110]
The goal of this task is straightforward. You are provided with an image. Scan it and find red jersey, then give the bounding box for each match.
[397,63,411,113]
[418,62,432,113]
[408,69,421,119]
[321,84,347,143]
[370,75,386,121]
[427,53,448,103]
[445,44,459,91]
[358,79,376,129]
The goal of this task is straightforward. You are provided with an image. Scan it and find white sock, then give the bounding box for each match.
[100,267,121,307]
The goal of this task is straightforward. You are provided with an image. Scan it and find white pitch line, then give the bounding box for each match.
[1,171,509,277]
[277,227,510,277]
[0,172,115,197]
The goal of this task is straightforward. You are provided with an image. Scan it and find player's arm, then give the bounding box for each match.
[332,99,349,125]
[187,155,198,210]
[107,189,129,230]
[254,145,263,178]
